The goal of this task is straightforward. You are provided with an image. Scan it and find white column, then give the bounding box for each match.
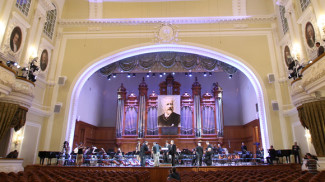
[0,0,15,46]
[285,1,307,61]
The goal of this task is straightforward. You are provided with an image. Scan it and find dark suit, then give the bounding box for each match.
[241,145,247,154]
[163,144,170,163]
[204,151,213,166]
[140,143,148,167]
[217,147,223,154]
[169,144,177,166]
[206,144,213,151]
[195,146,203,166]
[158,112,180,127]
[267,149,277,164]
[292,145,301,164]
[318,46,324,57]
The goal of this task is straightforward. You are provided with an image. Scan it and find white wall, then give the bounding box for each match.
[19,122,41,167]
[76,73,107,126]
[238,71,258,125]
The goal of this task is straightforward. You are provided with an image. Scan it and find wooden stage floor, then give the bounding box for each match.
[25,164,302,182]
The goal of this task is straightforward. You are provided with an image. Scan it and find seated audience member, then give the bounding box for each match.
[167,167,180,181]
[6,150,19,158]
[305,153,319,174]
[266,145,277,164]
[316,42,324,57]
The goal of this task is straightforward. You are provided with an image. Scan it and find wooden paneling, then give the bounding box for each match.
[73,121,116,151]
[73,120,261,154]
[223,119,261,153]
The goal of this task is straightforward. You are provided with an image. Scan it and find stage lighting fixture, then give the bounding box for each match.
[127,73,131,78]
[172,72,175,75]
[189,73,193,77]
[185,73,188,76]
[203,72,207,77]
[113,73,117,78]
[107,75,111,80]
[209,72,212,76]
[146,73,150,77]
[159,73,163,77]
[133,73,136,77]
[152,73,156,77]
[229,74,233,79]
[163,72,166,75]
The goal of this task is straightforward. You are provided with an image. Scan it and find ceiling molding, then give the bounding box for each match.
[58,15,276,26]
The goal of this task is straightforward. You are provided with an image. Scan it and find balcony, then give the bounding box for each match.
[291,54,325,106]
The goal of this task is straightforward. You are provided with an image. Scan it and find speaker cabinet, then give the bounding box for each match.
[268,73,275,83]
[54,103,62,113]
[58,76,67,86]
[271,101,279,111]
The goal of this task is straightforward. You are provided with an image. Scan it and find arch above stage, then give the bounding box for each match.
[63,43,271,157]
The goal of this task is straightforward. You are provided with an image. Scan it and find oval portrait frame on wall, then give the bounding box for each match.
[305,22,315,48]
[40,49,49,71]
[10,26,22,53]
[284,45,292,67]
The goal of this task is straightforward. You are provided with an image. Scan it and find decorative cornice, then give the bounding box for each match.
[58,15,276,26]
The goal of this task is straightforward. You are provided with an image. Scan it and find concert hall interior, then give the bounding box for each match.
[1,0,325,178]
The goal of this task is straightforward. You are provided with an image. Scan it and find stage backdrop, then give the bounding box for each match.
[157,95,181,127]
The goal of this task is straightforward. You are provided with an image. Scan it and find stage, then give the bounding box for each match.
[25,164,302,182]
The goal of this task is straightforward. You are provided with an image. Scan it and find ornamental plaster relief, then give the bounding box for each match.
[0,66,16,91]
[290,57,325,106]
[58,15,276,26]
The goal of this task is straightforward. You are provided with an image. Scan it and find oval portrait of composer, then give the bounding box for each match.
[305,22,315,48]
[284,46,293,67]
[40,49,49,71]
[10,26,22,53]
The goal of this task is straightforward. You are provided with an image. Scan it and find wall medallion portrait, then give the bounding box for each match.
[305,22,315,48]
[9,26,22,53]
[284,46,293,67]
[40,49,48,71]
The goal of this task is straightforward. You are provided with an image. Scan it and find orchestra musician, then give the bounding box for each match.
[206,141,213,151]
[61,141,70,166]
[140,141,149,167]
[191,149,197,166]
[76,143,85,167]
[216,144,223,154]
[204,147,213,166]
[267,145,277,164]
[195,142,203,166]
[241,142,247,158]
[152,142,161,167]
[163,141,170,163]
[136,141,141,161]
[169,140,177,166]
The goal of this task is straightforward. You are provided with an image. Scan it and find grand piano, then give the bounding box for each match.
[276,149,292,163]
[38,151,61,165]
